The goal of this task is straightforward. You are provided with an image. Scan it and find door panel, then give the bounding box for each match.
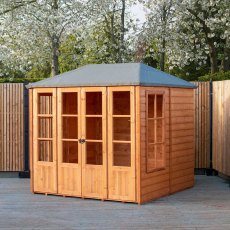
[33,88,57,193]
[57,88,81,196]
[81,87,107,199]
[33,86,135,202]
[108,87,136,202]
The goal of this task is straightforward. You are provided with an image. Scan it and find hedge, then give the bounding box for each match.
[198,71,230,81]
[0,77,45,83]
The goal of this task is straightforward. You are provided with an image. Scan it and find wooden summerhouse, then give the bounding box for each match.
[28,63,196,204]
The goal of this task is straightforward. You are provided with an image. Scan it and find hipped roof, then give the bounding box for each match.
[27,63,196,89]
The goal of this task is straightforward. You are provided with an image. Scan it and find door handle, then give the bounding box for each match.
[79,138,86,144]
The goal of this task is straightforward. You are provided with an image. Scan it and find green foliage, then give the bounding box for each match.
[198,71,230,81]
[170,62,210,81]
[25,62,51,79]
[0,62,25,78]
[59,34,85,73]
[142,41,159,68]
[80,17,133,65]
[0,62,49,82]
[0,77,45,83]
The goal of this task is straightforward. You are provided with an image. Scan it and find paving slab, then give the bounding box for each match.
[0,176,229,230]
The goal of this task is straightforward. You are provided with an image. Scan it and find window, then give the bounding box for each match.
[146,92,165,172]
[37,93,53,162]
[61,92,78,164]
[112,91,131,167]
[85,92,103,165]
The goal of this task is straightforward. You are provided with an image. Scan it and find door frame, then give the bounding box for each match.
[107,86,136,202]
[33,88,57,194]
[57,88,82,196]
[32,86,136,201]
[81,87,107,199]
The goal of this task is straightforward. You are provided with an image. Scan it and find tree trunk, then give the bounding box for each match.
[160,38,165,71]
[160,3,167,72]
[51,0,59,77]
[111,4,115,45]
[51,35,59,77]
[110,3,117,62]
[208,41,218,73]
[119,0,125,63]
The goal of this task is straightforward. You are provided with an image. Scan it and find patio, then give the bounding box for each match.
[0,175,229,230]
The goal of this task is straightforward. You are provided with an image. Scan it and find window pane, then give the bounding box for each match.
[113,91,130,115]
[148,120,155,143]
[148,94,155,118]
[38,117,52,138]
[113,117,130,141]
[157,95,163,117]
[146,93,165,172]
[62,92,78,114]
[156,119,163,143]
[147,144,155,170]
[86,117,102,140]
[63,141,78,163]
[86,142,102,165]
[38,140,53,162]
[63,117,78,139]
[38,93,52,114]
[86,92,102,115]
[113,143,131,167]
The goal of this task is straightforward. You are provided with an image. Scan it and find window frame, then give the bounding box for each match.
[61,91,79,164]
[145,90,166,173]
[37,92,54,162]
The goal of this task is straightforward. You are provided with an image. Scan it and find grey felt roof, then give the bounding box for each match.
[27,63,196,89]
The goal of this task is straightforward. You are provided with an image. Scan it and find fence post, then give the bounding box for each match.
[19,83,30,178]
[207,79,215,176]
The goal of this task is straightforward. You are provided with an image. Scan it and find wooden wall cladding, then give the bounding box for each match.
[139,87,170,203]
[0,83,24,171]
[169,88,195,193]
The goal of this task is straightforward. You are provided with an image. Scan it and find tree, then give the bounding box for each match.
[59,33,85,73]
[0,0,87,77]
[0,0,36,16]
[142,0,175,71]
[170,0,230,73]
[88,0,136,63]
[140,0,230,75]
[81,21,134,65]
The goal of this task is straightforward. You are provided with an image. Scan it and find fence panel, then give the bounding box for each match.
[0,83,24,171]
[193,82,210,169]
[1,81,230,176]
[213,80,230,176]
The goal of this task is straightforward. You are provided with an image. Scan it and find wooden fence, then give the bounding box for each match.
[194,80,230,176]
[213,81,230,176]
[0,82,229,177]
[193,82,210,169]
[0,83,25,171]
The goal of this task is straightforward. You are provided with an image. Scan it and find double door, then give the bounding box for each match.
[32,87,136,202]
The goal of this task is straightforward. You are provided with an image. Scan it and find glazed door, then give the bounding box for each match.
[57,88,81,196]
[81,87,107,199]
[108,87,136,202]
[33,88,57,194]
